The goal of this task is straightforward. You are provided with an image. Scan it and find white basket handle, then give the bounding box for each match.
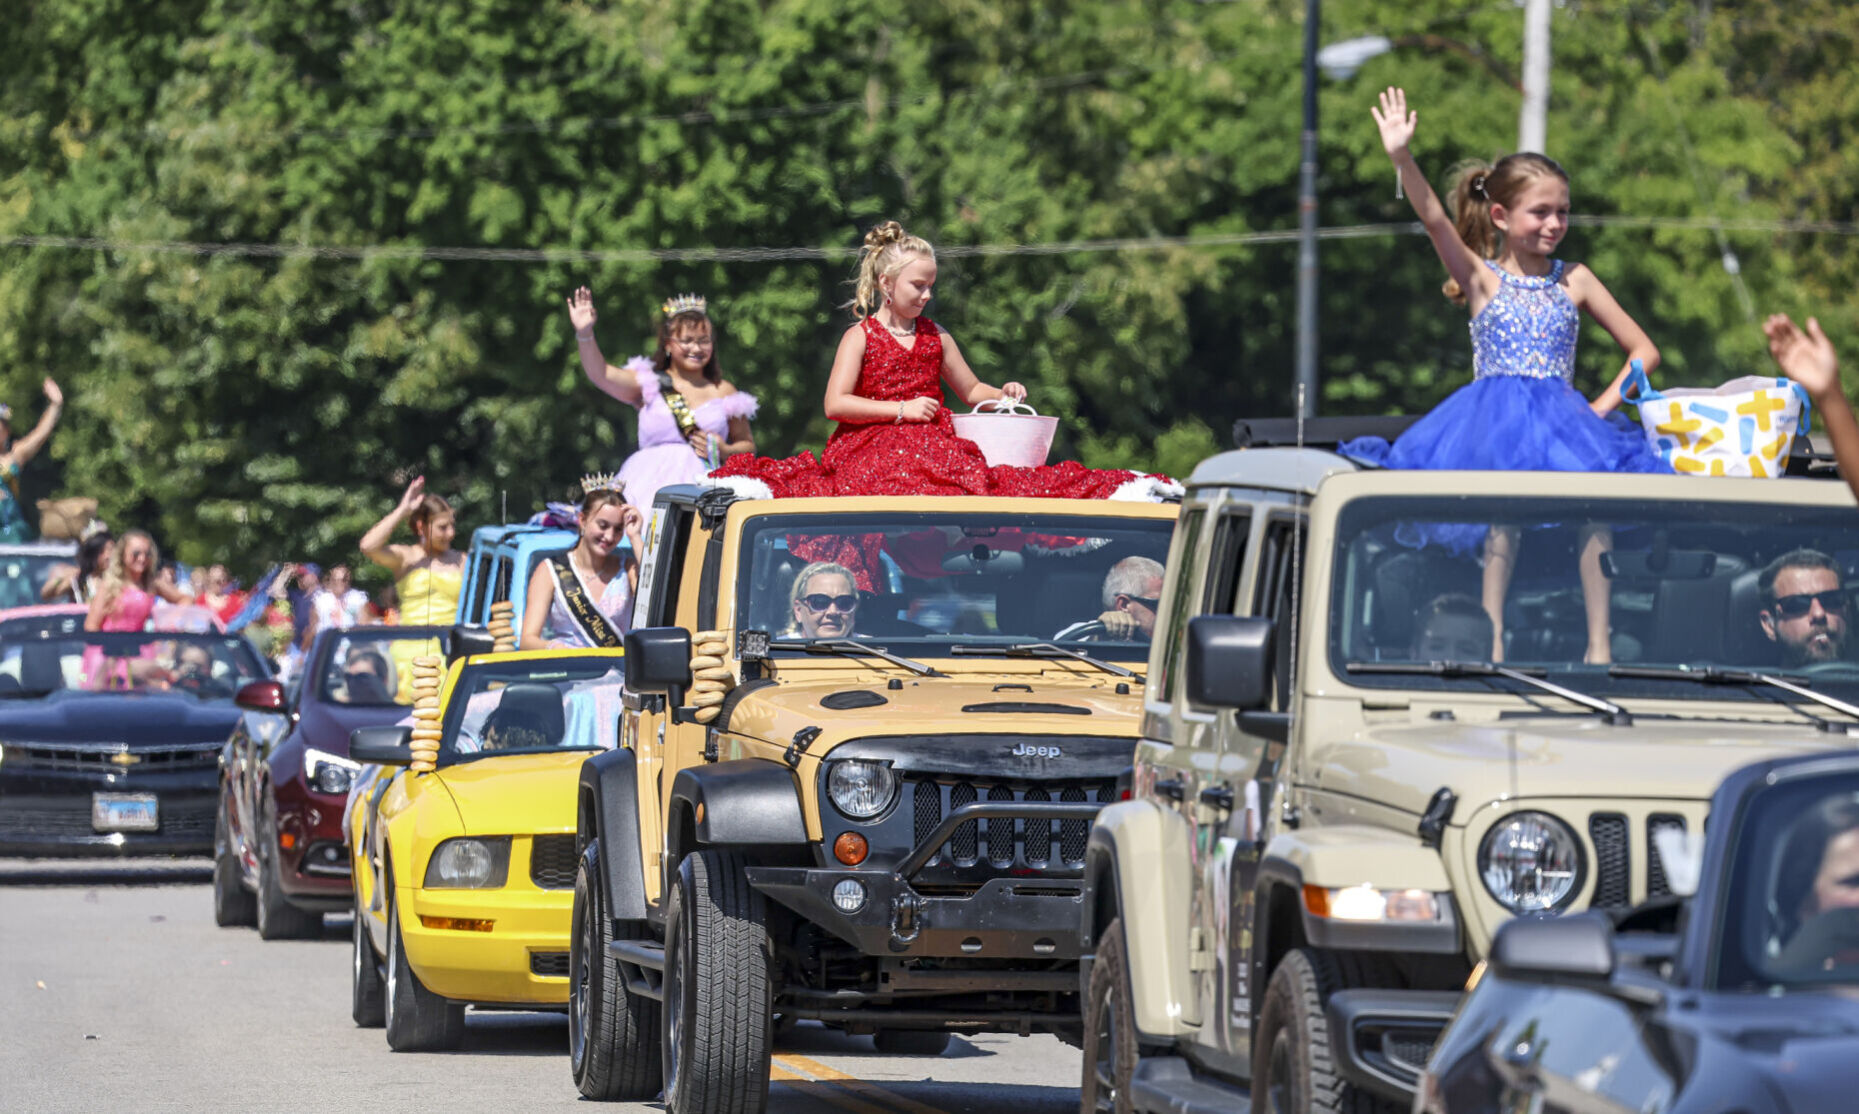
[971,398,1039,416]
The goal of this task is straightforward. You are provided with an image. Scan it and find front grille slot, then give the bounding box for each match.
[902,775,1114,876]
[530,952,570,977]
[2,742,220,773]
[1645,813,1686,898]
[529,835,578,890]
[1588,813,1630,911]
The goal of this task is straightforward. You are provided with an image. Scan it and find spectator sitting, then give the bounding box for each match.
[1412,593,1496,662]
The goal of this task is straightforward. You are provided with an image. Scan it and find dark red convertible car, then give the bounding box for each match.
[214,626,451,939]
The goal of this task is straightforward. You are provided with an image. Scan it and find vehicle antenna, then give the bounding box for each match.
[1289,383,1305,735]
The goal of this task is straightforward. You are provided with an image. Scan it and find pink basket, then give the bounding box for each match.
[951,400,1058,468]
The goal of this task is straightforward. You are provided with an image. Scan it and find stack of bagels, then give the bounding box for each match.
[488,600,517,653]
[409,655,444,771]
[690,630,733,724]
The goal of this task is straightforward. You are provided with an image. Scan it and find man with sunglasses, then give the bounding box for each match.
[789,562,860,640]
[1759,548,1852,668]
[1085,556,1165,642]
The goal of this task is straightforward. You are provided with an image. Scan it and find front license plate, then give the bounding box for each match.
[92,793,158,832]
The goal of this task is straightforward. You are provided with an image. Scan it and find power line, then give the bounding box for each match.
[3,215,1848,266]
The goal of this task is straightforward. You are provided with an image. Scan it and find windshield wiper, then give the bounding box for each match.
[1348,661,1631,725]
[949,642,1143,680]
[1608,664,1859,732]
[768,639,946,678]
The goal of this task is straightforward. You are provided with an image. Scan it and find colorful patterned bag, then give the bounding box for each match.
[1625,364,1812,478]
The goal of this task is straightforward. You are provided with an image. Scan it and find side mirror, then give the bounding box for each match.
[1185,615,1275,709]
[625,627,694,694]
[1489,910,1615,983]
[350,725,415,766]
[449,625,496,665]
[235,680,288,714]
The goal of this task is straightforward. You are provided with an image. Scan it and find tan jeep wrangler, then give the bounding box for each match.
[566,484,1177,1111]
[1079,441,1859,1112]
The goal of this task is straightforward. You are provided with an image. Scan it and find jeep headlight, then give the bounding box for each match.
[423,837,512,889]
[826,760,897,820]
[303,747,360,796]
[1479,812,1581,912]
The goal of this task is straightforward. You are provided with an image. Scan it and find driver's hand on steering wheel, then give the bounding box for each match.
[1097,610,1140,640]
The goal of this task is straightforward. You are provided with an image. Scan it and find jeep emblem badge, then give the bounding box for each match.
[1011,743,1062,759]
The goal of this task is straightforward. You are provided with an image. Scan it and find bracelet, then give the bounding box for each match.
[575,330,595,342]
[895,400,905,423]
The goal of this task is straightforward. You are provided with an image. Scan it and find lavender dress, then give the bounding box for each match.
[617,363,759,513]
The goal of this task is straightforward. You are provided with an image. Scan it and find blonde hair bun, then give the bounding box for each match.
[864,220,908,250]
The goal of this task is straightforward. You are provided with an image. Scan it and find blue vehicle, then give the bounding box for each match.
[456,523,578,634]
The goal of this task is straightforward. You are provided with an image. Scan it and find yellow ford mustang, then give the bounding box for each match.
[344,648,624,1051]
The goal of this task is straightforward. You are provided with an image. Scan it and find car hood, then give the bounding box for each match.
[297,698,414,754]
[719,667,1143,754]
[1677,989,1859,1114]
[1306,715,1850,817]
[0,690,241,744]
[432,750,584,837]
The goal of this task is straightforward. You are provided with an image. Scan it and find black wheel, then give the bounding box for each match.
[1251,949,1402,1114]
[1080,918,1140,1114]
[352,893,386,1028]
[255,805,322,941]
[212,801,257,928]
[661,850,772,1114]
[872,1030,951,1056]
[384,890,465,1051]
[571,844,661,1099]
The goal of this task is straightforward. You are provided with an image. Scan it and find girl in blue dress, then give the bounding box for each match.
[1341,87,1669,665]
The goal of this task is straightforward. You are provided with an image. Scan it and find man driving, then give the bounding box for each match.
[1759,548,1851,668]
[340,648,396,705]
[1092,557,1165,641]
[790,562,859,640]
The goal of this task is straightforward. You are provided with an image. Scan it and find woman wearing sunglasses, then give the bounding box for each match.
[1758,548,1851,669]
[788,562,859,640]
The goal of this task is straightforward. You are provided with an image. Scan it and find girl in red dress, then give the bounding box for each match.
[712,221,1178,503]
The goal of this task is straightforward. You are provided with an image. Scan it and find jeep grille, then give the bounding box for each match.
[908,775,1116,870]
[1587,811,1688,912]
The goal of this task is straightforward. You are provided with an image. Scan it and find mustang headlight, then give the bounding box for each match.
[303,747,360,795]
[423,837,512,889]
[1479,811,1582,912]
[826,760,897,820]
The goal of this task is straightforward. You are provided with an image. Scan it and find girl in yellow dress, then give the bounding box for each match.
[361,477,465,698]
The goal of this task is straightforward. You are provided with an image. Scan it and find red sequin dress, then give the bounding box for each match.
[713,316,1151,500]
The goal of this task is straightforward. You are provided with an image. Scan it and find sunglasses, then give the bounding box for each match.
[1772,590,1850,619]
[1124,595,1161,611]
[800,593,859,614]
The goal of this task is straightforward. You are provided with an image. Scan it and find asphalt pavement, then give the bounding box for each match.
[0,859,1082,1113]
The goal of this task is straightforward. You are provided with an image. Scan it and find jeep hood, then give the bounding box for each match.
[1308,716,1854,816]
[722,670,1142,752]
[431,750,584,836]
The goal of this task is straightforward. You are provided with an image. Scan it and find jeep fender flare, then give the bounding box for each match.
[1081,798,1199,1038]
[577,748,649,922]
[666,758,808,865]
[1255,825,1460,969]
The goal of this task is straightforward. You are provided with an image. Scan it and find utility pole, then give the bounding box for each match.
[1518,0,1551,152]
[1295,0,1320,420]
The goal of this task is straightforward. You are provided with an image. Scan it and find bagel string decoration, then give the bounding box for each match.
[488,599,517,653]
[408,654,445,771]
[690,630,733,724]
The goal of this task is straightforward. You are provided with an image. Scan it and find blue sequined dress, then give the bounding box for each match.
[1340,259,1669,479]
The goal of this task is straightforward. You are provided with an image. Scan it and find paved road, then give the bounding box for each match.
[0,859,1083,1114]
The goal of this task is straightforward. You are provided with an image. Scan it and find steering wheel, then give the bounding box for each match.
[1052,620,1107,641]
[1800,661,1859,679]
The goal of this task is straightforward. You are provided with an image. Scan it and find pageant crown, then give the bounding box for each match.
[580,472,626,497]
[661,293,707,317]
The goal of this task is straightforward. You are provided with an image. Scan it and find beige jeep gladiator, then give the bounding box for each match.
[1080,439,1859,1112]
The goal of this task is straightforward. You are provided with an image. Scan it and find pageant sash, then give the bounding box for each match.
[662,381,701,439]
[547,555,623,648]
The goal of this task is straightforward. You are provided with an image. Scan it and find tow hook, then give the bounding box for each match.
[889,892,925,948]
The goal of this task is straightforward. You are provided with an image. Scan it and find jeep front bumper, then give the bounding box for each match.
[746,799,1102,959]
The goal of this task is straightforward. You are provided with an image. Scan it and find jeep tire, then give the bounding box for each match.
[1080,918,1141,1114]
[384,893,466,1052]
[661,850,772,1114]
[571,846,661,1099]
[1251,948,1401,1114]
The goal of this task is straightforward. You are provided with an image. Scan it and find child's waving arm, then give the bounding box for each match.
[1567,265,1660,415]
[938,328,1026,408]
[1375,88,1496,309]
[568,287,644,406]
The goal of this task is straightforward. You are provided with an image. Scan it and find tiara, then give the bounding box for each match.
[580,472,626,497]
[661,293,707,317]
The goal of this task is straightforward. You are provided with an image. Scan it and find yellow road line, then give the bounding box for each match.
[774,1052,950,1114]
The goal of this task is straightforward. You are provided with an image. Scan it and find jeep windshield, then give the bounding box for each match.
[1331,495,1859,706]
[736,512,1175,661]
[439,658,624,762]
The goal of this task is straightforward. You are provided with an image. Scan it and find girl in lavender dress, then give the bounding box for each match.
[567,288,758,513]
[1339,88,1670,665]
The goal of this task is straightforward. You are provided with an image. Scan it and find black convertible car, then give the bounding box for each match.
[1418,749,1859,1114]
[0,616,271,856]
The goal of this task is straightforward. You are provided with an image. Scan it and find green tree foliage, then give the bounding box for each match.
[0,0,1854,572]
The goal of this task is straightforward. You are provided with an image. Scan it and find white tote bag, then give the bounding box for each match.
[1626,364,1811,478]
